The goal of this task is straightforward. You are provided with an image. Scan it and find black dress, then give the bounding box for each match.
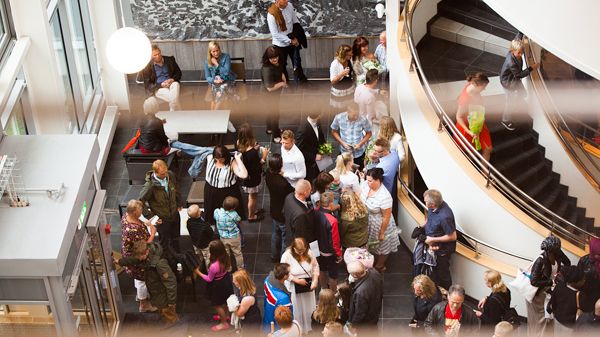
[241,147,262,189]
[239,294,262,330]
[261,64,284,136]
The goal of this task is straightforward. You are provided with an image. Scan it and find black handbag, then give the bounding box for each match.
[293,261,313,294]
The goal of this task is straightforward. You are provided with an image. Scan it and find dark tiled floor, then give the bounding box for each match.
[102,79,416,336]
[416,36,506,83]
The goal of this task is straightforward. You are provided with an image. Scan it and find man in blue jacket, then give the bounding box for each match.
[263,263,293,332]
[499,37,540,131]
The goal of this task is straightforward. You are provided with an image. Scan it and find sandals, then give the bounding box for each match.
[248,213,265,222]
[211,323,230,332]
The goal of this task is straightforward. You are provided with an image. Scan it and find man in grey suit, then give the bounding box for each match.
[282,179,316,245]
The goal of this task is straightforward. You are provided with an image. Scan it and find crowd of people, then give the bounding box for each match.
[113,2,600,336]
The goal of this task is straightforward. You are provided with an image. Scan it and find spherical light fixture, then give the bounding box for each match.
[105,27,151,74]
[375,3,386,19]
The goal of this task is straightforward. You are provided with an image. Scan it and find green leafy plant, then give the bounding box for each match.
[317,143,333,155]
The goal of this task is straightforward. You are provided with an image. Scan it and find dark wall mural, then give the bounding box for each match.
[129,0,385,40]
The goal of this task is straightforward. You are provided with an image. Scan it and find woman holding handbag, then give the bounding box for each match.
[280,238,320,333]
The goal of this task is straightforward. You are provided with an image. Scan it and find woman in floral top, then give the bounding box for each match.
[121,199,158,312]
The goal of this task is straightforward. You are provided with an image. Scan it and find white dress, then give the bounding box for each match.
[359,181,400,255]
[280,249,320,333]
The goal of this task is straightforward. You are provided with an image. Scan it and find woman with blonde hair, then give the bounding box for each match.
[339,190,369,248]
[365,116,405,168]
[410,274,442,328]
[232,269,262,331]
[311,289,342,332]
[329,44,355,110]
[474,270,511,326]
[236,123,269,222]
[205,41,237,111]
[331,152,360,194]
[280,238,320,333]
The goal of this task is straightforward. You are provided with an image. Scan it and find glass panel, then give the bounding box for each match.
[70,272,95,337]
[65,0,93,104]
[77,0,99,85]
[4,100,27,135]
[87,229,116,333]
[50,11,78,133]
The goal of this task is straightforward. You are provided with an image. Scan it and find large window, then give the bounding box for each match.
[50,10,79,133]
[0,0,13,62]
[48,0,100,134]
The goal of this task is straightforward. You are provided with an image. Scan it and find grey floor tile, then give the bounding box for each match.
[382,295,414,319]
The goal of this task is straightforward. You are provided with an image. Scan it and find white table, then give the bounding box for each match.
[156,110,230,141]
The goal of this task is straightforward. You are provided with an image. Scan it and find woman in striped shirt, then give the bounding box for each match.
[204,145,248,226]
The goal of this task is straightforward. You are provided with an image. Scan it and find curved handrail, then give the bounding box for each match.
[398,178,532,262]
[524,43,600,188]
[402,0,597,247]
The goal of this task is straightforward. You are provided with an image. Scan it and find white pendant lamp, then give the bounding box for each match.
[106,27,151,74]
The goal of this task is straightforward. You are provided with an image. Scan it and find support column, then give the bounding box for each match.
[45,276,77,337]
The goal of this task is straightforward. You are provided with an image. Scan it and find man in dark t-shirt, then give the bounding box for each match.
[423,189,457,290]
[265,154,295,261]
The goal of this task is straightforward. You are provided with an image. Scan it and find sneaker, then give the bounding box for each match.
[227,121,236,133]
[273,136,281,144]
[501,121,516,131]
[139,301,158,313]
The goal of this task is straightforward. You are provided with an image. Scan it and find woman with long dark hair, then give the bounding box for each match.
[261,46,288,143]
[237,123,269,222]
[194,240,234,331]
[203,145,248,226]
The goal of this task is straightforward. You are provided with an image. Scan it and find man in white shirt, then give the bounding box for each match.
[267,0,307,83]
[280,129,306,187]
[354,69,385,124]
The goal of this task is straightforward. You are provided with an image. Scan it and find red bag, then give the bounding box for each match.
[121,129,141,153]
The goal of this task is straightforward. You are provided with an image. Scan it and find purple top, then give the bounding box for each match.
[201,261,227,282]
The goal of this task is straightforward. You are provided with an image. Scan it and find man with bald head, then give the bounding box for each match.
[186,204,215,268]
[283,179,316,244]
[140,159,182,251]
[346,261,383,333]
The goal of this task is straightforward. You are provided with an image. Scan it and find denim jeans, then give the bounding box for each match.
[170,141,213,178]
[271,219,289,260]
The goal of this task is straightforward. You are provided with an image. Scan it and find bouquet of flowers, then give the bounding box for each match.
[344,247,374,269]
[317,143,333,155]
